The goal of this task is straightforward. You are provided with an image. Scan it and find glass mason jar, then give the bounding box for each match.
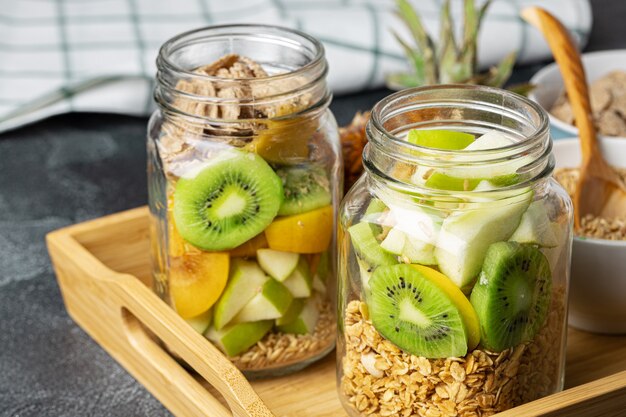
[147,25,341,377]
[337,85,572,416]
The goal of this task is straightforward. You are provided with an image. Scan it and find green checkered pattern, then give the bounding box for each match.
[0,0,591,132]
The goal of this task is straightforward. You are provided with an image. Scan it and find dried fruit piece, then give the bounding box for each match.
[229,233,269,257]
[340,111,370,192]
[249,116,315,164]
[169,251,229,318]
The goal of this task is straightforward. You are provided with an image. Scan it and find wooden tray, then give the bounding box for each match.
[46,207,626,417]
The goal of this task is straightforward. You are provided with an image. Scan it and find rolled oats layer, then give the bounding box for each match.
[231,300,336,371]
[341,292,565,417]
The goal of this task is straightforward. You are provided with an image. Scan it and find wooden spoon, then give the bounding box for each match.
[522,7,626,228]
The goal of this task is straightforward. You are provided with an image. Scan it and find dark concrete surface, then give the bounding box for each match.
[1,1,624,415]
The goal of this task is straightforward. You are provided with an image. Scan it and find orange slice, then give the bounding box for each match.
[264,205,333,253]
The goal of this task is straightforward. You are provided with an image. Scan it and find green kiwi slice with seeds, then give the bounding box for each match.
[368,264,469,358]
[173,150,283,251]
[470,242,552,352]
[276,165,331,216]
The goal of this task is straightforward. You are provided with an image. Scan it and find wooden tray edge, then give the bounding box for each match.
[46,209,274,417]
[46,208,626,417]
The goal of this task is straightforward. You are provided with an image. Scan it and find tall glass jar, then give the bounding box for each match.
[337,85,572,416]
[148,25,341,377]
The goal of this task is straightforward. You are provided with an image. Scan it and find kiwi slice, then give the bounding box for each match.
[173,150,283,251]
[368,264,469,358]
[276,165,331,216]
[470,242,552,352]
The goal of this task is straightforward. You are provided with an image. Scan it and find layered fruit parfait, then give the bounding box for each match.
[149,49,339,375]
[339,129,571,416]
[166,151,335,365]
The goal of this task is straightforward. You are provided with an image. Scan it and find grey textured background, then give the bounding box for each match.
[1,1,624,415]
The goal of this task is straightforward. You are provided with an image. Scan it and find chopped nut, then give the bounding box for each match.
[551,70,626,137]
[361,352,384,378]
[554,167,626,240]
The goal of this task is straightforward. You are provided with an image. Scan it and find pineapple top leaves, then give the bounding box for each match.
[388,0,518,90]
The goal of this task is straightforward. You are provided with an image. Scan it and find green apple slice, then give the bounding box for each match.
[407,129,475,150]
[213,259,269,330]
[361,198,390,236]
[232,278,293,323]
[312,275,327,293]
[543,221,568,269]
[315,250,331,284]
[435,189,533,289]
[402,236,437,265]
[184,309,213,334]
[276,298,320,335]
[206,320,273,357]
[363,198,388,217]
[282,257,313,298]
[379,227,405,255]
[356,258,374,293]
[414,131,529,191]
[387,203,442,245]
[425,173,481,191]
[447,131,532,179]
[425,172,520,192]
[464,130,514,150]
[275,298,305,326]
[348,222,397,267]
[257,248,299,281]
[380,227,437,265]
[509,200,558,248]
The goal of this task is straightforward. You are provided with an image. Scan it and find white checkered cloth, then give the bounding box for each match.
[0,0,591,133]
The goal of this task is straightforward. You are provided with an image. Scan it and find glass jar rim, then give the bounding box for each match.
[363,84,555,200]
[157,24,326,85]
[154,24,331,125]
[368,84,551,161]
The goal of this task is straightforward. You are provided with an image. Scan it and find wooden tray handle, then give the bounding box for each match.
[118,276,274,417]
[47,228,274,417]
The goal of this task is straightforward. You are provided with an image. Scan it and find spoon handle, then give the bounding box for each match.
[521,7,600,165]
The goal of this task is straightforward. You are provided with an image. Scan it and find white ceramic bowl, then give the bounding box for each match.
[530,50,626,139]
[552,138,626,333]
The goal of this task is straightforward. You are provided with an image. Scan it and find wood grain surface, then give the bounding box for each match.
[47,207,626,417]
